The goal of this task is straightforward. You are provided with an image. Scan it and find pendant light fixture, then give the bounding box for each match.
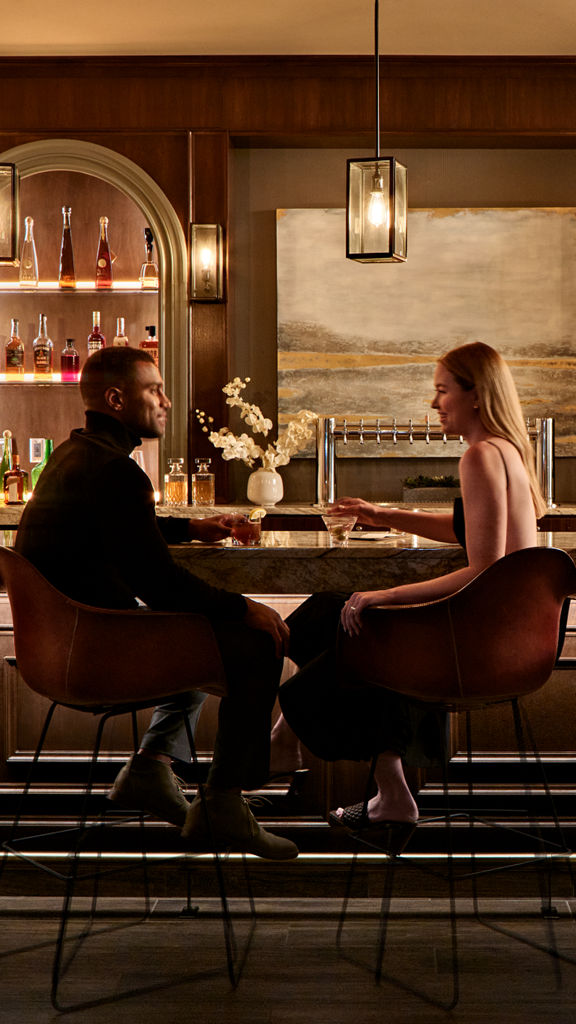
[346,1,407,263]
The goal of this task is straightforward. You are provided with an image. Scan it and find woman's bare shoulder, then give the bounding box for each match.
[460,438,510,469]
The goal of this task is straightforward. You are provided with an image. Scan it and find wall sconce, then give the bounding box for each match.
[0,164,19,264]
[190,223,224,301]
[346,2,407,263]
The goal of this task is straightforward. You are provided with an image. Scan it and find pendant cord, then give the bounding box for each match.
[374,0,380,161]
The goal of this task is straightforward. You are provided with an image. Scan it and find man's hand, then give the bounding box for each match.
[243,597,290,658]
[188,514,246,544]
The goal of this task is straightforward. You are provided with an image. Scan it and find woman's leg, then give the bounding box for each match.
[331,750,418,824]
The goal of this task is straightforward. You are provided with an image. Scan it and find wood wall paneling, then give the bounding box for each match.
[189,131,230,499]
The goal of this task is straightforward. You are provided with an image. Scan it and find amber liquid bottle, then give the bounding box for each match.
[139,324,159,366]
[33,313,54,378]
[5,317,25,377]
[59,206,76,289]
[4,454,28,505]
[95,216,113,288]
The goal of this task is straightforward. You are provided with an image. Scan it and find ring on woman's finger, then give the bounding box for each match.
[349,605,357,611]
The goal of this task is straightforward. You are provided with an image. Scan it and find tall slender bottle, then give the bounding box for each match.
[58,206,76,289]
[95,216,113,288]
[33,313,54,378]
[113,316,129,346]
[18,216,39,288]
[61,339,80,382]
[31,439,54,490]
[0,430,13,492]
[87,311,106,356]
[5,318,25,377]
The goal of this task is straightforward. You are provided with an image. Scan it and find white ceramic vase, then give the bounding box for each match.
[246,467,284,506]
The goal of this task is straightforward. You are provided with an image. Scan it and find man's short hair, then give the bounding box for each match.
[80,347,156,406]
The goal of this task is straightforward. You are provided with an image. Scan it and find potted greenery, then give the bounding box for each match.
[402,473,461,503]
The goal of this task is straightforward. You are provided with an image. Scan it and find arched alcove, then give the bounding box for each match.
[0,139,189,461]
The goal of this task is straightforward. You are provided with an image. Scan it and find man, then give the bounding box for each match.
[16,347,297,860]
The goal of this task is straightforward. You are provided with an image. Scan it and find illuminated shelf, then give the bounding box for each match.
[0,373,75,384]
[0,281,158,293]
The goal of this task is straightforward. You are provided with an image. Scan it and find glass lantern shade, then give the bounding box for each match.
[346,157,407,263]
[0,164,19,264]
[190,223,224,301]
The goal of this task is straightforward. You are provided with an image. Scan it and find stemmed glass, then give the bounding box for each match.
[321,514,357,547]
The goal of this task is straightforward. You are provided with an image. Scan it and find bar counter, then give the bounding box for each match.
[1,502,576,593]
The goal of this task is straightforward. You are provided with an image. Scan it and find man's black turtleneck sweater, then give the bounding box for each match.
[15,411,246,619]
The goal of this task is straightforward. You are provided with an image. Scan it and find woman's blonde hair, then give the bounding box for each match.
[438,342,546,518]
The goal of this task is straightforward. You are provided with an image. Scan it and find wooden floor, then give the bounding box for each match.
[1,896,576,1023]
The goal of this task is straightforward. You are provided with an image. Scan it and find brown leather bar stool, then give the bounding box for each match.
[335,546,576,1010]
[0,546,252,1010]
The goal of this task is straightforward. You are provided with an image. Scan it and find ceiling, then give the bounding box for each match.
[2,0,576,58]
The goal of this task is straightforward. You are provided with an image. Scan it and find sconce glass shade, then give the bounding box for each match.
[0,164,19,264]
[190,223,224,301]
[346,157,407,263]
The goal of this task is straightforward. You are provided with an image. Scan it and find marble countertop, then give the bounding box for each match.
[169,529,576,594]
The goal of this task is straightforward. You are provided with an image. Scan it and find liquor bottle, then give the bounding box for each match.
[32,314,54,378]
[113,316,129,347]
[5,318,25,377]
[4,454,28,505]
[139,324,158,366]
[139,227,159,290]
[164,458,187,506]
[18,216,39,289]
[192,458,215,506]
[58,206,76,290]
[61,338,80,382]
[0,430,13,489]
[87,311,106,356]
[95,216,113,288]
[30,438,54,491]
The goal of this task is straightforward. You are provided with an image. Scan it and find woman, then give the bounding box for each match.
[278,342,546,848]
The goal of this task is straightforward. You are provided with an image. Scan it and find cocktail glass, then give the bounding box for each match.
[231,507,267,547]
[321,514,357,547]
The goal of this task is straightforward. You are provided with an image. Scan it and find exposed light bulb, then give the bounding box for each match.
[367,169,388,228]
[368,190,387,228]
[200,247,213,272]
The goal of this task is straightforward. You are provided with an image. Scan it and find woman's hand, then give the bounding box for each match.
[341,589,391,636]
[328,497,391,528]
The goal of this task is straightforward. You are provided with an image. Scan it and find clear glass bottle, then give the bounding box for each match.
[18,216,39,288]
[33,313,54,378]
[5,317,24,377]
[4,453,28,505]
[164,458,187,506]
[87,311,106,355]
[139,324,158,366]
[0,430,13,491]
[61,338,80,382]
[58,206,76,289]
[95,216,113,288]
[113,316,129,346]
[30,438,54,491]
[192,458,215,506]
[139,227,159,289]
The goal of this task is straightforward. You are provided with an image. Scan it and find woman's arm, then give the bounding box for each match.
[340,443,510,635]
[328,496,458,543]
